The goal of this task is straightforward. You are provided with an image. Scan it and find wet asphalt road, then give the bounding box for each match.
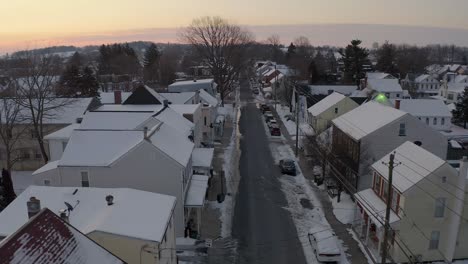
[231,80,307,264]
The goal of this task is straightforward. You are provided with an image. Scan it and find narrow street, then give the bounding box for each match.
[231,79,308,264]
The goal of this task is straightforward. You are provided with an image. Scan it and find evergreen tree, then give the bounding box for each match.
[376,41,398,76]
[308,60,319,84]
[339,39,369,84]
[453,87,468,128]
[143,43,160,82]
[80,66,100,97]
[286,42,296,62]
[59,64,82,96]
[0,169,16,208]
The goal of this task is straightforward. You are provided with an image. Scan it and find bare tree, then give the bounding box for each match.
[11,51,72,163]
[180,16,254,105]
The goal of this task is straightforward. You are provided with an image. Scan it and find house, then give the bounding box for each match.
[33,106,209,237]
[392,99,452,131]
[168,79,217,96]
[307,92,359,134]
[439,81,468,104]
[0,98,93,171]
[411,74,440,98]
[0,208,125,264]
[330,102,448,193]
[308,85,358,96]
[366,72,396,80]
[0,186,177,264]
[353,142,468,263]
[197,89,220,146]
[366,79,405,99]
[170,104,203,147]
[160,92,197,104]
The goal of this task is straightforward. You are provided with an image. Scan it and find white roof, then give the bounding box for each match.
[44,123,81,140]
[159,92,195,104]
[0,186,176,243]
[154,107,194,136]
[332,102,406,140]
[199,89,219,106]
[149,123,194,166]
[185,175,209,207]
[308,85,357,96]
[366,72,395,80]
[59,130,143,167]
[455,75,468,83]
[367,79,403,93]
[308,92,346,116]
[169,79,213,86]
[415,74,430,83]
[95,104,164,112]
[355,189,400,228]
[447,82,468,92]
[80,111,154,130]
[33,160,59,175]
[192,148,214,168]
[308,225,340,254]
[450,64,461,72]
[170,104,201,115]
[447,103,456,112]
[396,99,452,117]
[372,141,447,192]
[99,92,131,104]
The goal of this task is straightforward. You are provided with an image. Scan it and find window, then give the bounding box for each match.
[399,123,406,136]
[434,198,446,218]
[204,116,207,126]
[429,231,440,250]
[396,93,400,98]
[81,171,90,187]
[44,179,50,186]
[373,174,381,194]
[34,151,42,160]
[448,94,454,100]
[21,149,31,160]
[441,118,445,125]
[334,107,338,114]
[426,118,429,125]
[433,118,437,125]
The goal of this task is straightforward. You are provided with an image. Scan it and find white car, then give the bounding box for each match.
[308,228,341,262]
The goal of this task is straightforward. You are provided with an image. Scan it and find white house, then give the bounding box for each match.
[393,99,452,131]
[439,81,468,104]
[32,107,208,237]
[353,142,468,263]
[168,79,217,96]
[413,74,440,98]
[45,123,81,161]
[0,186,177,264]
[367,79,404,99]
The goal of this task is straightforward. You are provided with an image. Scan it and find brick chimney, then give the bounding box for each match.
[395,99,401,110]
[114,90,122,104]
[27,197,41,218]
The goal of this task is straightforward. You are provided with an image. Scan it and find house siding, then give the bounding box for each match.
[310,97,358,134]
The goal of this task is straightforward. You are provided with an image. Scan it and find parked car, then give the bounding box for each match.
[308,228,341,263]
[268,119,278,127]
[279,159,296,175]
[264,113,274,122]
[270,126,281,136]
[253,89,259,95]
[260,104,270,113]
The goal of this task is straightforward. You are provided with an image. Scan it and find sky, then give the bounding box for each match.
[2,0,468,53]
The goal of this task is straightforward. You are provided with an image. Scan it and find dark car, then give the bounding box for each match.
[270,126,281,136]
[279,159,296,175]
[260,104,270,113]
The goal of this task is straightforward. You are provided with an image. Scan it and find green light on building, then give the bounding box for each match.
[376,93,387,103]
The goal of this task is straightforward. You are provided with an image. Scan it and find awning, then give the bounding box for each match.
[192,148,214,168]
[185,175,209,207]
[355,189,400,228]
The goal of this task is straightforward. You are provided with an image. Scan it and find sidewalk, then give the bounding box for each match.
[273,105,370,264]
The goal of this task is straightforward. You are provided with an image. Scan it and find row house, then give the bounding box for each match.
[330,102,448,193]
[353,142,468,263]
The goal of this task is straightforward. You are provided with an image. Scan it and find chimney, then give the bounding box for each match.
[395,99,401,110]
[27,197,41,218]
[59,209,69,223]
[114,90,122,104]
[143,126,148,139]
[105,195,114,206]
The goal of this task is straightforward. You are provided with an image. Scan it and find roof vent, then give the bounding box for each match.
[76,117,83,124]
[106,195,114,206]
[27,197,41,219]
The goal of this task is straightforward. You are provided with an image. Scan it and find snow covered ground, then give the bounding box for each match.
[330,192,356,225]
[270,143,350,264]
[276,104,297,136]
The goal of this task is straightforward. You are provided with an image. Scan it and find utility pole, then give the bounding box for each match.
[295,88,300,157]
[381,152,399,264]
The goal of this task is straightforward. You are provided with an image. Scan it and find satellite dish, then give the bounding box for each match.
[64,202,73,212]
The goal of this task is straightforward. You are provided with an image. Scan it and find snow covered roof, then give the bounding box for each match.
[80,111,154,130]
[372,141,448,192]
[99,92,131,104]
[447,82,468,92]
[367,79,403,93]
[450,64,461,72]
[447,103,456,112]
[415,74,430,83]
[199,89,219,106]
[308,85,358,96]
[168,79,216,95]
[308,226,340,255]
[308,92,346,116]
[169,79,214,86]
[59,130,143,167]
[332,102,406,140]
[395,99,452,117]
[95,104,164,112]
[0,186,176,243]
[149,123,194,166]
[366,72,395,80]
[0,208,124,264]
[159,92,196,104]
[33,160,59,175]
[192,148,214,168]
[170,104,201,115]
[355,189,400,228]
[44,123,81,140]
[455,75,468,83]
[185,175,209,207]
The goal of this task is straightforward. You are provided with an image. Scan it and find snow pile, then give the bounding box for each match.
[276,105,297,136]
[330,192,356,225]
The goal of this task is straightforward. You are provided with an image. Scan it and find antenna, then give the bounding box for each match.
[64,202,73,212]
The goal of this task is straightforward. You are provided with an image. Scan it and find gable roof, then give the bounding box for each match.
[367,79,403,93]
[308,92,346,116]
[149,122,194,166]
[308,85,358,96]
[199,89,219,106]
[372,141,448,192]
[366,72,395,80]
[415,74,430,83]
[159,92,196,104]
[0,208,125,264]
[123,85,164,105]
[44,123,81,140]
[59,130,143,167]
[332,101,406,140]
[0,186,176,243]
[395,99,452,117]
[170,104,201,115]
[80,111,155,130]
[99,92,132,104]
